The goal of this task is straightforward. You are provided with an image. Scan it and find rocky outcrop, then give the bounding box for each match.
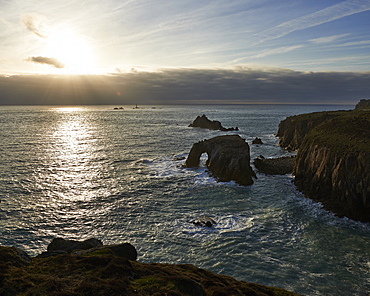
[37,237,137,261]
[355,99,370,110]
[276,110,349,150]
[189,114,238,131]
[0,244,301,296]
[185,135,255,186]
[293,113,370,222]
[278,109,370,222]
[252,137,263,144]
[190,216,217,227]
[254,156,296,175]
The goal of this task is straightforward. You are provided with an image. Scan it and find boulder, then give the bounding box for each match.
[190,216,217,227]
[47,237,103,254]
[37,238,138,261]
[254,156,296,175]
[73,243,138,261]
[189,114,238,131]
[185,135,255,186]
[252,137,263,144]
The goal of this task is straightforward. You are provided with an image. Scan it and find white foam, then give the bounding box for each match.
[179,214,254,237]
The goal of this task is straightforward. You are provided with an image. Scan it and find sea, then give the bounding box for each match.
[0,104,369,296]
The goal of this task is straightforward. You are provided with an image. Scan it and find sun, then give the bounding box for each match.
[46,29,96,74]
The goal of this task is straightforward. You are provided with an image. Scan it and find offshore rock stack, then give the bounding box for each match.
[185,135,256,186]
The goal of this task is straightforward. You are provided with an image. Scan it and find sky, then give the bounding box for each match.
[1,0,370,105]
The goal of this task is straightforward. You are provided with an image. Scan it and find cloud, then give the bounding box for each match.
[251,45,304,58]
[21,13,48,38]
[0,67,369,105]
[309,34,350,44]
[256,0,370,43]
[26,56,64,68]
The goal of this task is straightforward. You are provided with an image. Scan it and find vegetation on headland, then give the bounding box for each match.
[304,110,370,155]
[277,107,370,155]
[277,100,370,222]
[0,246,302,296]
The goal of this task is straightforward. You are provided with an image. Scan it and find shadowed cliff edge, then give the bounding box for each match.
[0,238,302,296]
[277,100,370,222]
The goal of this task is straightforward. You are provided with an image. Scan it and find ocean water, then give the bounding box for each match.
[0,104,369,296]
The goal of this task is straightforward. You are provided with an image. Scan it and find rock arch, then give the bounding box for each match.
[185,135,255,186]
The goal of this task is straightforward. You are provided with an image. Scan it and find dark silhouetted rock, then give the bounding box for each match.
[47,237,103,254]
[252,137,263,144]
[189,114,238,131]
[190,216,217,227]
[38,238,138,261]
[185,135,255,186]
[73,243,138,261]
[254,156,295,175]
[355,99,370,110]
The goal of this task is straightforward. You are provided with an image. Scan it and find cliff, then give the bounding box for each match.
[278,109,370,222]
[276,110,349,150]
[185,135,255,186]
[0,245,302,296]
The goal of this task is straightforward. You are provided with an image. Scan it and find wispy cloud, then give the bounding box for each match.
[338,40,370,47]
[256,0,370,43]
[309,34,350,44]
[26,56,64,68]
[252,45,304,58]
[21,13,48,39]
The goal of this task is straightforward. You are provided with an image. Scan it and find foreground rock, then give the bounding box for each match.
[0,245,302,296]
[278,108,370,222]
[189,114,238,131]
[185,135,255,186]
[254,156,296,175]
[355,99,370,110]
[37,238,137,261]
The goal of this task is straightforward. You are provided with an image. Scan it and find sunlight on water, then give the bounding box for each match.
[0,104,369,296]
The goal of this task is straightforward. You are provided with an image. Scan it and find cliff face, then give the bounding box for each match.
[276,110,348,150]
[279,110,370,222]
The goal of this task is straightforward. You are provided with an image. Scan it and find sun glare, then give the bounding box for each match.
[46,29,96,74]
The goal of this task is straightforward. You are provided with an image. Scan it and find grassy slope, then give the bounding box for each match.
[0,246,301,296]
[304,110,370,155]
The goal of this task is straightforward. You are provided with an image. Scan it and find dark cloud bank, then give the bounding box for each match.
[0,68,369,105]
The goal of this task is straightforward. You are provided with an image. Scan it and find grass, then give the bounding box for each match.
[0,246,303,296]
[304,110,370,155]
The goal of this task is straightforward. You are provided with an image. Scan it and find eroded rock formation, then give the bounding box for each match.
[185,135,255,186]
[189,114,238,131]
[278,109,370,222]
[254,156,296,175]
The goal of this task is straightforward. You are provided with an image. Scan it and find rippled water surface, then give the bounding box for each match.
[0,104,369,295]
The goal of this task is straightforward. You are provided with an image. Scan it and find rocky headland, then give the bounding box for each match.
[277,102,370,222]
[0,238,302,296]
[189,114,238,131]
[185,135,255,186]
